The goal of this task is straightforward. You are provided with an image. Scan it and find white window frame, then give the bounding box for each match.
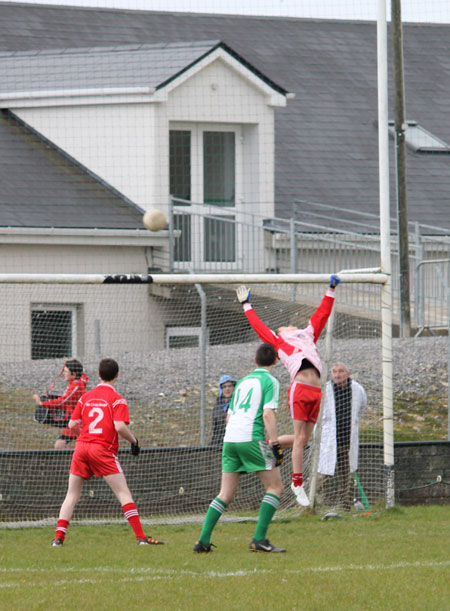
[31,304,78,358]
[165,326,209,349]
[170,121,244,270]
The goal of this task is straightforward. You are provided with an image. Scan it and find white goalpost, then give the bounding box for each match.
[0,0,405,528]
[0,270,391,526]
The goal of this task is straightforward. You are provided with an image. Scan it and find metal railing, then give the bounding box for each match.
[167,197,450,329]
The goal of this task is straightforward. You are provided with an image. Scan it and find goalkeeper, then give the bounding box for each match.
[51,358,163,548]
[236,275,340,508]
[32,358,89,450]
[194,343,286,553]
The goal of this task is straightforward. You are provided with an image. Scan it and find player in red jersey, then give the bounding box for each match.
[51,358,163,547]
[236,275,340,508]
[33,359,89,449]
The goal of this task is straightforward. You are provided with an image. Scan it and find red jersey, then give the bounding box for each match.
[243,289,335,382]
[41,373,89,421]
[71,383,130,453]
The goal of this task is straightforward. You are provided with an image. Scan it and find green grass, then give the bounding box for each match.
[2,381,449,451]
[394,389,448,441]
[1,506,449,610]
[0,383,296,450]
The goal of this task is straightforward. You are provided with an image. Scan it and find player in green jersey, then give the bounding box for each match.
[193,343,286,553]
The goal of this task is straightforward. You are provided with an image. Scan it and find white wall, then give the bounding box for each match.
[13,56,278,220]
[0,242,166,361]
[162,58,276,218]
[2,243,149,274]
[0,282,163,361]
[15,103,159,210]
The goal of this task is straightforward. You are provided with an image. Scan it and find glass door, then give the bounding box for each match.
[170,123,242,269]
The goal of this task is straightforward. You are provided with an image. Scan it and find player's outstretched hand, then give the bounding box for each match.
[330,274,341,289]
[271,442,284,467]
[236,285,251,304]
[130,438,141,456]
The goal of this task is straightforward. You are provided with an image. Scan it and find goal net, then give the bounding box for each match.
[0,273,386,526]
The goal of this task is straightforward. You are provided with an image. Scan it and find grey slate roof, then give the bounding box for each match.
[0,41,214,95]
[0,40,286,97]
[0,109,145,229]
[0,2,449,230]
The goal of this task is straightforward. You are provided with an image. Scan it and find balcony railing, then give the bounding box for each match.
[166,197,450,330]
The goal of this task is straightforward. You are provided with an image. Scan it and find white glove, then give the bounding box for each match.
[236,285,251,304]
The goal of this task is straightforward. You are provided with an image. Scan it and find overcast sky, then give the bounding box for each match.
[1,0,449,23]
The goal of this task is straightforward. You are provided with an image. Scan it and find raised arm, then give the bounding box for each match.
[236,285,279,348]
[309,275,341,342]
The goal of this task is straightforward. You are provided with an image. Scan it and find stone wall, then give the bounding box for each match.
[1,441,449,521]
[394,441,450,506]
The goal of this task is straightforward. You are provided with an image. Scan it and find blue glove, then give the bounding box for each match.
[330,274,341,289]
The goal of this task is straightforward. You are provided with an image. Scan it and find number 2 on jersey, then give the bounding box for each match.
[235,387,253,412]
[88,406,104,434]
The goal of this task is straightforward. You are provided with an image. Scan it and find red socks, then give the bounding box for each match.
[122,502,146,539]
[292,473,303,487]
[55,506,146,542]
[55,519,69,541]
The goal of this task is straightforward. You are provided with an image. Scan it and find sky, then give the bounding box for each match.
[1,0,449,23]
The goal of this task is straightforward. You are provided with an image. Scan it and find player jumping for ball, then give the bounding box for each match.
[236,275,340,507]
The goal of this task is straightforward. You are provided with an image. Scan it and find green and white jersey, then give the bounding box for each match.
[223,368,280,443]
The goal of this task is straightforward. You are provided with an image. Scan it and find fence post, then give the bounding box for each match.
[447,287,450,441]
[168,196,175,273]
[414,222,424,328]
[435,265,450,441]
[195,283,207,447]
[290,218,297,301]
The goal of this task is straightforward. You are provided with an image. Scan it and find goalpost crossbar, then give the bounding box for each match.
[0,271,391,524]
[0,271,388,285]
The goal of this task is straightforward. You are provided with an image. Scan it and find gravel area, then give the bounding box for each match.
[1,336,448,404]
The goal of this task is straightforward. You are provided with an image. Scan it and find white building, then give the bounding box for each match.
[0,40,290,360]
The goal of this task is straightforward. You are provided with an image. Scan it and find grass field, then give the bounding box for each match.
[1,505,449,610]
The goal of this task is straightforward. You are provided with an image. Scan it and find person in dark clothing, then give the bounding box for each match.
[210,375,236,446]
[317,363,367,510]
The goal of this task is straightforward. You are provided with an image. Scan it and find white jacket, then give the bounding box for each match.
[317,379,367,475]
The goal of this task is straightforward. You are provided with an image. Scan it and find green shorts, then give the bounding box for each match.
[222,440,275,473]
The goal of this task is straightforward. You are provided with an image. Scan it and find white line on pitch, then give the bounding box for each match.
[1,560,450,588]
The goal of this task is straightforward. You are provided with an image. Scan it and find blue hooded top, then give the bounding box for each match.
[217,375,237,412]
[218,374,237,401]
[211,374,237,446]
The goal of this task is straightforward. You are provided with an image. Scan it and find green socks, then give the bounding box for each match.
[253,493,280,541]
[199,493,280,545]
[199,497,227,544]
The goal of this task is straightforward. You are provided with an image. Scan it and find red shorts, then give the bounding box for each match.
[288,382,322,423]
[70,441,123,479]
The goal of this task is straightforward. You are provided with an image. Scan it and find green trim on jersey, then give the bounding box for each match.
[223,368,280,443]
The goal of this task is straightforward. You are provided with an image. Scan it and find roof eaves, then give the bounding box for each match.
[155,40,288,96]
